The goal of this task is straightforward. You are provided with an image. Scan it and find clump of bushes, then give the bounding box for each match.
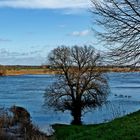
[0,106,48,140]
[0,70,6,76]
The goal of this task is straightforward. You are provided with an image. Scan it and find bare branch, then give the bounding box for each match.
[44,45,109,124]
[91,0,140,65]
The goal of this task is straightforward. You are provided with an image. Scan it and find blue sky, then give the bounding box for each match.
[0,0,101,65]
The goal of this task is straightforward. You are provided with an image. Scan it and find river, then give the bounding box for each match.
[0,72,140,132]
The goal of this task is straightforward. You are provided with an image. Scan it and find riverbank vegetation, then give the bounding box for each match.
[51,110,140,140]
[0,65,140,76]
[0,106,48,140]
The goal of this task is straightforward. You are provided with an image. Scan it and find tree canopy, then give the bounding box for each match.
[44,46,109,124]
[91,0,140,65]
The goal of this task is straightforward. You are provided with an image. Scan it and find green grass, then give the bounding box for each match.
[51,110,140,140]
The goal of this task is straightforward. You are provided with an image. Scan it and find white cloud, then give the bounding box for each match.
[0,48,45,65]
[0,38,11,42]
[70,29,91,37]
[0,0,90,9]
[0,56,45,65]
[62,8,88,15]
[58,24,66,28]
[0,48,29,57]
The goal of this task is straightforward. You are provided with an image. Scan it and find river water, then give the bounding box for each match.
[0,72,140,130]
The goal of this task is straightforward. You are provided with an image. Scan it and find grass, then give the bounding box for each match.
[1,66,140,76]
[51,110,140,140]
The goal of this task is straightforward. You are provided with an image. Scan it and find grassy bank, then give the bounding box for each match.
[51,110,140,140]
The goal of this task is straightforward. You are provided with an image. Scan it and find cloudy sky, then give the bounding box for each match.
[0,0,100,65]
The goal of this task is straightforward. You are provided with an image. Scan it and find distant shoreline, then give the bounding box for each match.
[1,67,140,76]
[3,69,58,76]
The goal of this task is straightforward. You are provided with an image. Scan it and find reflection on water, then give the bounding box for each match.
[0,72,140,126]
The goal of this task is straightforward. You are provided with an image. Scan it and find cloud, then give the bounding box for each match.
[26,32,35,35]
[70,29,91,37]
[0,0,90,9]
[0,48,29,57]
[30,50,42,55]
[0,48,45,65]
[61,8,89,15]
[0,38,12,42]
[0,48,44,58]
[0,56,45,66]
[58,24,66,28]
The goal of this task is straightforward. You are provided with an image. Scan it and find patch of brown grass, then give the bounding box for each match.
[0,106,48,140]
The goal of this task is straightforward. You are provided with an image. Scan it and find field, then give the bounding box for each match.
[50,110,140,140]
[0,65,140,76]
[5,69,56,75]
[0,66,57,76]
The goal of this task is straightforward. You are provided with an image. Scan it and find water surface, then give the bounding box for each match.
[0,72,140,127]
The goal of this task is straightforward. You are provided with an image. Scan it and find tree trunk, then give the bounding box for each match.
[71,101,82,125]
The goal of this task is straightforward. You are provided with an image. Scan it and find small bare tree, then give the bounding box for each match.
[91,0,140,65]
[44,46,109,125]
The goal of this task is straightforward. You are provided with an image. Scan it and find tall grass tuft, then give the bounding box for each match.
[0,106,48,140]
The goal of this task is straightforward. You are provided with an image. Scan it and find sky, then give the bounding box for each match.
[0,0,101,65]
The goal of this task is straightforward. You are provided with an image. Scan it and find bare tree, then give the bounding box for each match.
[91,0,140,65]
[44,46,109,125]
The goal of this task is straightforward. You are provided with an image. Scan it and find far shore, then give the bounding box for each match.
[1,67,140,76]
[5,69,58,76]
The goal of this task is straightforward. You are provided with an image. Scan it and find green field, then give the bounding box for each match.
[50,110,140,140]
